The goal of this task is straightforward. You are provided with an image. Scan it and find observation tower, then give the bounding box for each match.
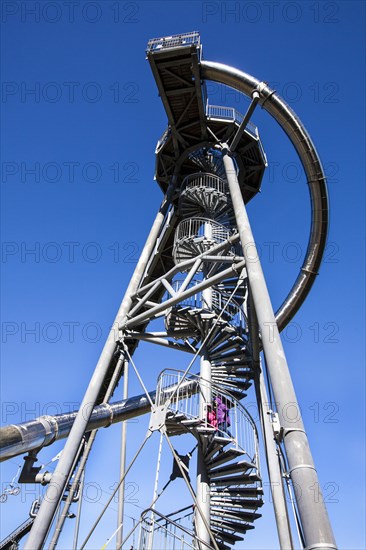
[0,32,337,550]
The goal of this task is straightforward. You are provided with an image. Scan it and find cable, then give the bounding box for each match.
[79,433,151,549]
[124,348,154,408]
[278,444,305,548]
[163,432,219,550]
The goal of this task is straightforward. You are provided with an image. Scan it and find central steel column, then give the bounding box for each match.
[222,148,337,550]
[24,184,176,550]
[196,348,212,547]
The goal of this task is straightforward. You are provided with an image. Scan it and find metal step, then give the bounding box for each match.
[217,379,251,391]
[209,339,242,355]
[211,497,263,510]
[209,460,256,479]
[211,507,262,523]
[205,439,232,462]
[196,426,217,434]
[180,418,202,426]
[210,473,261,486]
[165,424,188,436]
[211,527,244,545]
[206,448,246,469]
[167,412,187,421]
[211,518,255,535]
[211,486,263,498]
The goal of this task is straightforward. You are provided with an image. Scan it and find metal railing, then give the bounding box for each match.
[206,104,258,138]
[167,279,247,331]
[136,507,198,550]
[174,218,230,247]
[156,370,259,466]
[181,172,227,195]
[146,32,200,53]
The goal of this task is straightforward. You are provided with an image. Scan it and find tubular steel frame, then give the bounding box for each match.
[0,33,337,550]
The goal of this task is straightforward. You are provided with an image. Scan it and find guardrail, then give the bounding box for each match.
[206,104,258,138]
[135,506,201,550]
[147,32,200,53]
[167,279,247,330]
[174,217,230,246]
[156,370,258,465]
[181,172,227,195]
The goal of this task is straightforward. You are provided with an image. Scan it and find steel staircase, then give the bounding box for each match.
[146,160,263,548]
[155,371,263,549]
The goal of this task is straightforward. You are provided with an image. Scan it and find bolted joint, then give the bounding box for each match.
[149,405,167,432]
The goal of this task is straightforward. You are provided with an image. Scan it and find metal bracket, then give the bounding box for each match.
[149,405,168,432]
[268,411,284,442]
[19,452,51,485]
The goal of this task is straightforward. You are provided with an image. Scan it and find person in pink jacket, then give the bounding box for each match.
[206,404,218,429]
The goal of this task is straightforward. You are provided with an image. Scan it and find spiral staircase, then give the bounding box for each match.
[155,369,263,550]
[148,161,263,548]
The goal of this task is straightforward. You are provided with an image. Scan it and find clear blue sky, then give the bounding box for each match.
[1,1,365,548]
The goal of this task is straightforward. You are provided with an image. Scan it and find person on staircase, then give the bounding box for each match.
[215,396,232,438]
[206,404,218,430]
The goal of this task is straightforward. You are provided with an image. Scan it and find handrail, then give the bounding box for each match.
[156,369,259,466]
[167,279,247,330]
[174,217,231,245]
[181,172,227,195]
[206,104,258,138]
[146,32,200,53]
[134,506,210,550]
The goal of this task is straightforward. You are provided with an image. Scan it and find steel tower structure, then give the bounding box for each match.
[0,33,337,550]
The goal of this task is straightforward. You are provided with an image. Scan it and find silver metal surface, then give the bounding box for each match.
[1,33,336,550]
[0,393,154,462]
[223,150,336,549]
[201,61,328,332]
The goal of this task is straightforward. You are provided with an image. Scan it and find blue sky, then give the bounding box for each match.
[1,1,365,548]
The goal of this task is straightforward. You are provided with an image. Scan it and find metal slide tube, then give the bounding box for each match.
[223,151,336,550]
[0,375,201,462]
[201,61,328,332]
[23,184,176,549]
[0,392,154,462]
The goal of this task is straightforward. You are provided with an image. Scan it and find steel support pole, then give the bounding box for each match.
[259,368,294,550]
[195,349,211,547]
[24,184,176,550]
[49,353,126,550]
[222,149,337,550]
[72,469,85,550]
[116,360,129,550]
[248,290,294,549]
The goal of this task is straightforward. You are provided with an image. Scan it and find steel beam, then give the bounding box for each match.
[116,360,129,549]
[223,149,336,550]
[23,183,176,549]
[201,61,329,332]
[248,291,294,549]
[123,260,245,329]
